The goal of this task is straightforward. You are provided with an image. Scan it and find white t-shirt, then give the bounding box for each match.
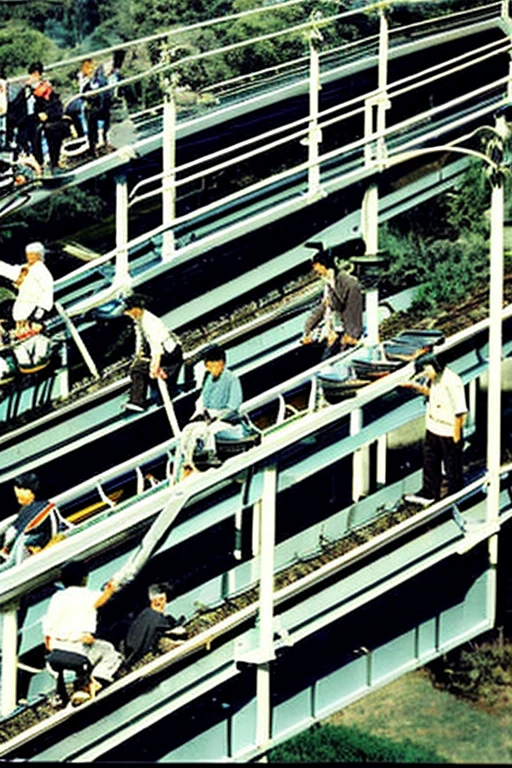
[426,367,467,438]
[43,585,101,651]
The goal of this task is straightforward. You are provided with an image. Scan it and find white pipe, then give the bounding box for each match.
[1,603,18,716]
[350,407,366,502]
[376,6,389,168]
[162,72,177,262]
[376,433,387,488]
[256,463,277,749]
[114,173,130,290]
[487,180,504,564]
[307,22,322,198]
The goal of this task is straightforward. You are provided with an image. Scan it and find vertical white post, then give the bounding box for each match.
[56,339,69,399]
[376,7,389,169]
[114,173,130,290]
[376,433,387,488]
[251,499,262,584]
[361,184,380,346]
[306,24,322,199]
[256,464,277,751]
[1,603,18,716]
[502,0,510,24]
[467,378,477,434]
[162,72,177,262]
[350,408,368,501]
[487,179,504,572]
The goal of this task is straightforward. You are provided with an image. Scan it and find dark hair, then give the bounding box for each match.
[13,472,40,496]
[311,250,336,270]
[414,352,445,375]
[123,293,149,311]
[28,62,43,75]
[61,560,88,588]
[203,344,226,363]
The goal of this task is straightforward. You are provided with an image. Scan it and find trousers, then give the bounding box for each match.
[422,429,464,500]
[129,346,183,406]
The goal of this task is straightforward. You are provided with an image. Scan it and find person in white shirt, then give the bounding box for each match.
[403,352,468,506]
[122,293,183,412]
[43,560,123,705]
[0,241,53,337]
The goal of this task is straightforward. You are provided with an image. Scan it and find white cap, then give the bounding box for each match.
[25,241,45,259]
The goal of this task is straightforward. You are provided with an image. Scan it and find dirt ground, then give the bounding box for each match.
[324,667,512,764]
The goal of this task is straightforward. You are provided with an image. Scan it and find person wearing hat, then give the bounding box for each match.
[403,352,468,506]
[0,471,70,567]
[0,241,54,337]
[122,293,183,412]
[301,247,363,360]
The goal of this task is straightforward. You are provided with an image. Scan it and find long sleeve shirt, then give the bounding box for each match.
[304,269,363,341]
[125,606,178,663]
[0,259,54,321]
[196,368,243,422]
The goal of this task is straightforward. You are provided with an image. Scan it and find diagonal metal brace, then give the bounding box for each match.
[451,503,467,534]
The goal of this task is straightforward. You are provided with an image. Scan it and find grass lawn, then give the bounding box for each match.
[324,667,512,764]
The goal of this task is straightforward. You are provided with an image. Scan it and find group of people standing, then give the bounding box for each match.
[1,55,118,177]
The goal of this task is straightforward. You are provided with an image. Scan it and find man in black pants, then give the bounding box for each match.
[122,293,183,412]
[403,352,468,506]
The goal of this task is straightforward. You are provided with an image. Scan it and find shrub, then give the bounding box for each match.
[427,634,512,705]
[268,722,447,763]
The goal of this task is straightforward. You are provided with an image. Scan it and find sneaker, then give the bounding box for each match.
[404,492,435,506]
[122,401,146,413]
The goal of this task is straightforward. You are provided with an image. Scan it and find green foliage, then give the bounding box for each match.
[0,26,59,77]
[379,160,492,318]
[268,722,447,763]
[445,163,491,237]
[427,635,512,705]
[411,234,488,312]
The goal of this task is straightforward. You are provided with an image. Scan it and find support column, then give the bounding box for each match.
[360,184,380,346]
[376,433,387,488]
[113,172,131,291]
[350,407,369,501]
[303,12,323,199]
[1,602,18,717]
[487,179,504,574]
[161,71,177,262]
[256,464,277,752]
